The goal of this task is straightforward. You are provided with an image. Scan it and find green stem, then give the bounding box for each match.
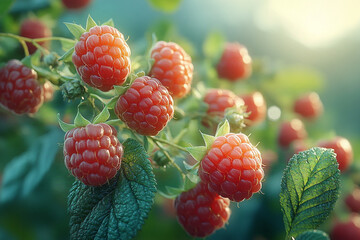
[19,40,29,56]
[0,33,75,56]
[150,139,185,179]
[149,136,187,152]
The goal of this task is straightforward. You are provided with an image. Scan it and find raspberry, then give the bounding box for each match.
[62,0,92,9]
[0,60,44,114]
[203,89,244,132]
[115,76,174,136]
[149,41,193,98]
[278,119,307,148]
[198,133,264,202]
[345,188,360,213]
[317,137,353,172]
[241,91,267,125]
[20,19,52,54]
[204,89,244,116]
[175,182,231,237]
[216,42,252,81]
[43,81,55,102]
[72,25,131,91]
[330,215,360,240]
[63,123,123,186]
[294,92,323,119]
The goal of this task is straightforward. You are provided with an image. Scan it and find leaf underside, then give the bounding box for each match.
[280,147,340,239]
[68,139,156,240]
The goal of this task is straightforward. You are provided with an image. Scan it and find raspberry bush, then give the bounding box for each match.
[0,3,357,240]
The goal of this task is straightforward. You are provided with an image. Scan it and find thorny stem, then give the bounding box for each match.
[148,136,187,152]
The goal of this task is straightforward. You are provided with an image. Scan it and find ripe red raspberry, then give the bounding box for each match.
[149,41,193,98]
[241,91,267,125]
[294,92,323,119]
[175,182,231,237]
[330,215,360,240]
[198,133,264,202]
[278,119,307,148]
[20,19,52,54]
[345,188,360,213]
[216,42,252,81]
[62,0,92,9]
[63,123,123,186]
[115,76,174,136]
[43,81,54,102]
[204,89,244,116]
[72,25,131,92]
[317,137,353,172]
[0,60,44,114]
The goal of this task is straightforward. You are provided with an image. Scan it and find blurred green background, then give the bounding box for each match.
[0,0,359,239]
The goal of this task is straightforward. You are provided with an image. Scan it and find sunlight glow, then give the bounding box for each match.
[256,0,360,47]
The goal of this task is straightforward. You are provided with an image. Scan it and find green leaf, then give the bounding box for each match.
[64,22,86,39]
[57,113,75,132]
[165,186,183,196]
[113,85,128,96]
[93,107,110,124]
[59,47,74,62]
[86,15,97,31]
[74,109,91,127]
[102,18,114,27]
[296,230,329,240]
[68,139,156,240]
[147,0,182,12]
[203,31,225,61]
[215,119,230,137]
[0,0,13,16]
[0,128,63,203]
[186,146,207,162]
[280,147,340,239]
[201,132,215,150]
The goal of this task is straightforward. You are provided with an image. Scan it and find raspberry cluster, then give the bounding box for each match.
[0,60,44,114]
[149,41,193,98]
[175,182,231,238]
[115,76,174,136]
[63,123,123,186]
[72,25,131,91]
[198,133,264,202]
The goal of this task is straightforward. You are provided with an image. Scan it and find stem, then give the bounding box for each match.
[150,138,185,178]
[149,136,187,152]
[19,40,29,56]
[0,33,75,44]
[0,33,75,56]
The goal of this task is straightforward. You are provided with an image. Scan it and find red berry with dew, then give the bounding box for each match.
[198,133,264,202]
[0,60,44,114]
[294,92,323,119]
[115,76,174,136]
[317,136,353,172]
[175,182,231,238]
[20,19,52,54]
[217,42,252,81]
[278,119,307,148]
[63,123,123,186]
[72,25,131,91]
[149,41,193,98]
